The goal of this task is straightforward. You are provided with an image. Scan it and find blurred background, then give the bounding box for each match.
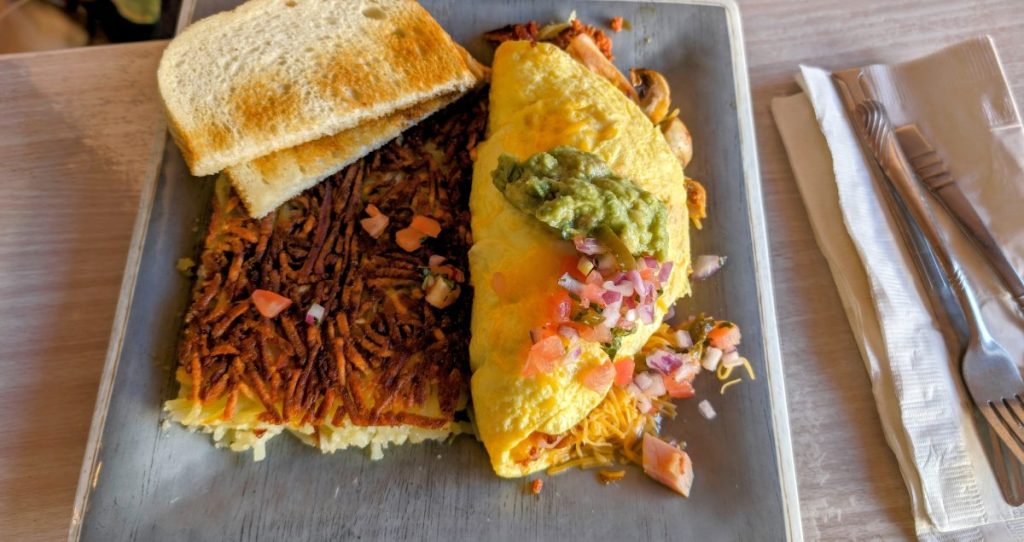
[0,0,180,53]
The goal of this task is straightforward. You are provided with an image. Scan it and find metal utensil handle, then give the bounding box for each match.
[856,101,989,340]
[895,126,1024,314]
[933,183,1024,306]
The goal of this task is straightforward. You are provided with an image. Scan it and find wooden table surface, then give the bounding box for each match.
[1,1,1021,540]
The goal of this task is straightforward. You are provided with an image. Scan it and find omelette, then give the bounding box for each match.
[469,41,691,478]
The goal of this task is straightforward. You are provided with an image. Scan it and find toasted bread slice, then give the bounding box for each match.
[225,92,462,218]
[158,0,481,176]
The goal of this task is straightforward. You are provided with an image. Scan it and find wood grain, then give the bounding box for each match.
[0,1,1022,539]
[0,41,167,542]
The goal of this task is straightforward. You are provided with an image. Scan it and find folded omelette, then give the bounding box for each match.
[469,41,691,477]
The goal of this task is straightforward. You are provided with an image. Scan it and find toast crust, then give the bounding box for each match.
[226,91,463,217]
[158,0,481,176]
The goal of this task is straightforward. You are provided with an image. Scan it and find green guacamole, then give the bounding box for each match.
[491,146,669,261]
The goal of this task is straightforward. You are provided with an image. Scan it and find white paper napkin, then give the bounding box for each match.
[771,37,1024,540]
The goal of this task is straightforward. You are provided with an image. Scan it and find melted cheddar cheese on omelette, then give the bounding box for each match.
[468,41,691,478]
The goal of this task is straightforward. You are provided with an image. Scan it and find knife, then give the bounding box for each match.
[894,124,1024,316]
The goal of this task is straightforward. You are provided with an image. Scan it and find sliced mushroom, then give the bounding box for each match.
[630,68,671,125]
[661,117,693,168]
[566,34,638,101]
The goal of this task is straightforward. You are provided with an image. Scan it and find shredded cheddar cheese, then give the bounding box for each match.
[720,378,742,394]
[547,386,648,474]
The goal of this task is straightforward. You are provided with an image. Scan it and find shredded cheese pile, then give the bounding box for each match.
[548,386,649,474]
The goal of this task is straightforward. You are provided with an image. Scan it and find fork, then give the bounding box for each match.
[854,100,1024,503]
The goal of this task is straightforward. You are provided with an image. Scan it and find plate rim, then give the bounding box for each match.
[67,1,802,540]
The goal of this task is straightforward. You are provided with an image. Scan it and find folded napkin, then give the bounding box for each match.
[771,37,1024,540]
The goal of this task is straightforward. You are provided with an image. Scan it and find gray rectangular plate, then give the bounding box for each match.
[70,1,801,540]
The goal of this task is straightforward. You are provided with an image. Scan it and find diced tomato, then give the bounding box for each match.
[663,374,695,399]
[582,362,616,392]
[613,357,635,386]
[610,16,624,32]
[579,282,605,305]
[522,336,566,377]
[395,227,425,252]
[251,289,291,318]
[579,324,612,343]
[360,214,389,239]
[410,215,442,237]
[530,479,544,495]
[530,325,558,343]
[642,433,694,497]
[545,289,573,323]
[707,321,741,351]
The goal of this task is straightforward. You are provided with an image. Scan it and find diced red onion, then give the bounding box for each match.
[556,299,572,321]
[626,381,645,400]
[557,273,583,294]
[692,254,727,280]
[428,255,446,267]
[638,303,655,325]
[558,325,579,340]
[672,361,701,383]
[673,330,693,349]
[633,371,655,391]
[601,290,622,305]
[658,261,674,283]
[638,372,666,397]
[584,268,603,285]
[616,319,635,331]
[624,309,638,322]
[664,304,676,321]
[701,346,723,371]
[566,346,582,361]
[649,377,667,397]
[573,237,604,255]
[646,348,687,375]
[698,399,717,420]
[597,253,616,273]
[626,382,654,413]
[305,303,326,325]
[627,270,646,296]
[605,280,633,297]
[721,350,743,368]
[601,302,622,328]
[643,256,658,269]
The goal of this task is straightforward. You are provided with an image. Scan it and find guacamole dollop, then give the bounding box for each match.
[491,146,669,261]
